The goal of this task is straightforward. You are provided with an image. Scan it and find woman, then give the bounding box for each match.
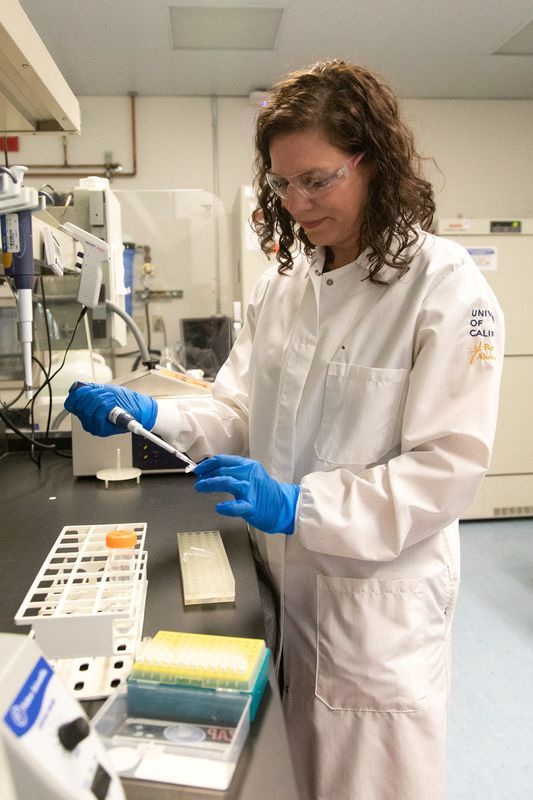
[66,60,504,800]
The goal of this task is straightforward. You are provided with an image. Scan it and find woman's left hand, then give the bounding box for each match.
[194,455,300,535]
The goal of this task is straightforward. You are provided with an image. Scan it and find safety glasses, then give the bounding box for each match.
[266,152,365,201]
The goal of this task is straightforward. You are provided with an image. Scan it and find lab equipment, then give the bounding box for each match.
[23,176,129,364]
[50,350,114,395]
[4,208,33,398]
[113,188,226,347]
[438,218,533,519]
[70,367,211,476]
[122,240,135,315]
[93,686,250,791]
[127,630,269,718]
[177,530,235,604]
[1,172,128,412]
[194,454,300,533]
[60,221,109,309]
[0,633,124,800]
[67,380,197,470]
[92,630,270,790]
[106,529,137,581]
[0,165,42,214]
[1,166,45,399]
[180,315,233,379]
[32,350,114,434]
[14,522,148,699]
[48,176,129,347]
[96,448,142,488]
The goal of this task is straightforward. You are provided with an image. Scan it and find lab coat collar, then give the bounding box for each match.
[306,246,372,278]
[306,233,426,284]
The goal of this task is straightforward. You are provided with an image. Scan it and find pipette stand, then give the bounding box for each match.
[96,447,141,488]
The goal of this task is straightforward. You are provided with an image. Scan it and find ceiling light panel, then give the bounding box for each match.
[169,5,284,50]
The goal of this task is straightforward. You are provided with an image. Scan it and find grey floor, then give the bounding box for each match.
[448,518,533,799]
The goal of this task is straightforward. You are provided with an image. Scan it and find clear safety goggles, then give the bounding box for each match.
[266,152,365,201]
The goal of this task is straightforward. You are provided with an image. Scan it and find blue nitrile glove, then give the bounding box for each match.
[64,382,158,437]
[194,455,300,535]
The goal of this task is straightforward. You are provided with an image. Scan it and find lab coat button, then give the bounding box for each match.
[326,278,334,286]
[315,269,321,275]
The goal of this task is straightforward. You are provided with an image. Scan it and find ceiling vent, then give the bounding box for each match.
[494,17,533,55]
[169,4,285,50]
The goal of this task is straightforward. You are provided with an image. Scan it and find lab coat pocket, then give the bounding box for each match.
[315,363,407,465]
[315,575,428,712]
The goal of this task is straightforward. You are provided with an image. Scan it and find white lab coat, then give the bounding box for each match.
[155,231,504,800]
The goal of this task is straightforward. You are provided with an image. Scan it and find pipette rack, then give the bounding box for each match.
[14,522,148,699]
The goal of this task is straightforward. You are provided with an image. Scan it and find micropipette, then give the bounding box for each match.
[68,381,197,472]
[107,406,197,472]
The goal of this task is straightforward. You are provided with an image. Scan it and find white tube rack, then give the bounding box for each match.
[14,523,148,699]
[177,530,235,605]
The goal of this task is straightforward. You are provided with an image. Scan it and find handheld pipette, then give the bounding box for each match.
[107,406,197,472]
[69,381,197,472]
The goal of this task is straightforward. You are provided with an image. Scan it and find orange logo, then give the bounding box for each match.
[470,341,497,365]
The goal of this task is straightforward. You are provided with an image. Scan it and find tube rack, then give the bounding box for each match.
[14,522,148,699]
[177,530,235,605]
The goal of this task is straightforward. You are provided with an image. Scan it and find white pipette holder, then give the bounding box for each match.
[96,447,141,488]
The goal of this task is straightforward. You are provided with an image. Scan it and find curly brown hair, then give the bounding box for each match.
[252,59,435,283]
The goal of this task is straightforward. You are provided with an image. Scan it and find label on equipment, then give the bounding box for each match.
[490,220,521,233]
[466,246,497,272]
[4,657,53,737]
[1,213,20,252]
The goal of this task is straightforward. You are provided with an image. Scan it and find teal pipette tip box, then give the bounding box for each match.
[126,631,271,722]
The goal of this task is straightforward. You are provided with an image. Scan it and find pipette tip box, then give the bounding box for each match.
[93,630,271,791]
[126,630,270,722]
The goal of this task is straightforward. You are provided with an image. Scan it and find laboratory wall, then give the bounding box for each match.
[15,94,533,361]
[402,99,533,219]
[18,95,533,215]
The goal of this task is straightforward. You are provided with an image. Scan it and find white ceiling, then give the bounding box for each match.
[19,0,533,99]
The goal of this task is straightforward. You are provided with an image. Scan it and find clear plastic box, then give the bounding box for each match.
[93,686,251,791]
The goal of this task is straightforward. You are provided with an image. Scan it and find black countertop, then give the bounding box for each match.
[0,452,298,800]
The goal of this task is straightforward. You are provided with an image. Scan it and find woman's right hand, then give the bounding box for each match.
[64,382,158,437]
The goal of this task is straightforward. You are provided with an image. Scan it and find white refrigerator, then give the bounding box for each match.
[438,218,533,519]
